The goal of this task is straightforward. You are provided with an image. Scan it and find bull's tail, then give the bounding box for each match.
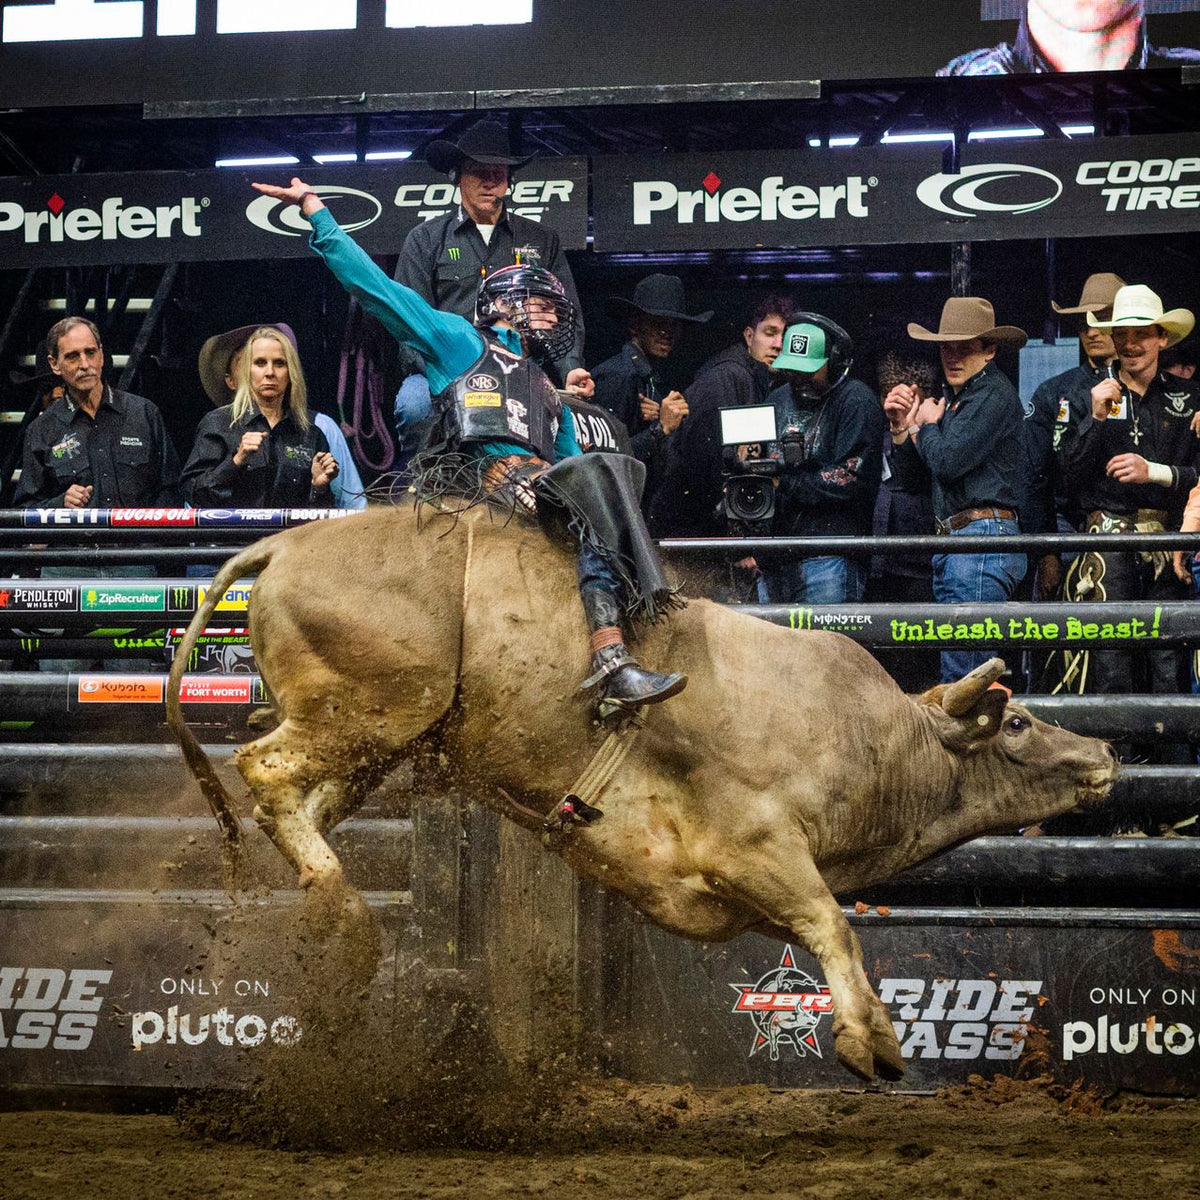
[166,537,281,883]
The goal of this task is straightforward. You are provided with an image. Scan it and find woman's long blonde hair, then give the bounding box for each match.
[230,327,309,430]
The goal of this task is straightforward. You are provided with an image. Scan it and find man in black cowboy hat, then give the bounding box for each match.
[592,274,712,509]
[393,118,584,375]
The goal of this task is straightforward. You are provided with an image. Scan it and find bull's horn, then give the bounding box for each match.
[942,657,1007,717]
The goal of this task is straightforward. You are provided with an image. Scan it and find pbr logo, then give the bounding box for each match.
[730,946,833,1061]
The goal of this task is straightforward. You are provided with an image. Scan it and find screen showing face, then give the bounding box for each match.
[3,1,1197,110]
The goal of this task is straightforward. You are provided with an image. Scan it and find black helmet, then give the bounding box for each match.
[476,264,577,362]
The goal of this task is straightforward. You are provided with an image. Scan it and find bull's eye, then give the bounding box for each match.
[1005,715,1029,734]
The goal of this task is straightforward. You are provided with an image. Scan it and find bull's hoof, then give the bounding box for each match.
[871,1028,906,1081]
[834,1031,877,1083]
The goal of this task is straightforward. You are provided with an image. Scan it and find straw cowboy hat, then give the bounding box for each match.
[1052,272,1126,315]
[198,323,297,406]
[424,119,535,176]
[908,297,1027,348]
[606,274,713,324]
[1086,284,1195,347]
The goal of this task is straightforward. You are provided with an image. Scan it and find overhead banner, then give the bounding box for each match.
[1,1,1198,110]
[591,133,1200,252]
[0,159,588,268]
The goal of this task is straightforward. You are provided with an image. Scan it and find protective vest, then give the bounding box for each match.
[435,336,562,461]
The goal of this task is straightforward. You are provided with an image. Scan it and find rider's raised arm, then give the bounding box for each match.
[305,207,481,395]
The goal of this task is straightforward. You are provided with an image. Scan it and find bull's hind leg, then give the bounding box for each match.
[236,720,391,988]
[718,841,904,1083]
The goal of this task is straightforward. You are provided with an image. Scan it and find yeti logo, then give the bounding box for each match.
[730,946,833,1061]
[789,333,809,356]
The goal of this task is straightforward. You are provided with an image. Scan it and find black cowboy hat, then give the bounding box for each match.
[605,274,713,325]
[424,119,535,176]
[8,337,57,391]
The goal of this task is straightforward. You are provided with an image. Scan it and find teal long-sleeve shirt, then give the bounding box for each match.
[307,207,580,461]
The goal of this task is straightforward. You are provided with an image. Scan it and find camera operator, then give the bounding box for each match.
[647,296,791,538]
[753,318,885,604]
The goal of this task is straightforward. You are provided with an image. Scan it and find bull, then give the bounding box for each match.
[166,505,1117,1083]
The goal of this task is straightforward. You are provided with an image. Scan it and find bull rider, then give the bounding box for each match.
[251,177,685,718]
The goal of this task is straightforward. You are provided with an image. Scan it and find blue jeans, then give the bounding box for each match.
[393,374,433,472]
[932,517,1026,683]
[757,555,866,605]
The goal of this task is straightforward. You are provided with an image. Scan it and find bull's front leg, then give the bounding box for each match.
[714,841,904,1084]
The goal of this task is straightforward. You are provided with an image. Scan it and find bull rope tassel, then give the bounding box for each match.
[541,714,644,849]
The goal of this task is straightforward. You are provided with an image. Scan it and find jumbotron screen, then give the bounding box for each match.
[1,0,1199,110]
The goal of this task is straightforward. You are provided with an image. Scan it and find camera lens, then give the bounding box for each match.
[726,475,774,523]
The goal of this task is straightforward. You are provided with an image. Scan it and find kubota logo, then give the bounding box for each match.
[245,185,382,236]
[0,193,206,243]
[916,163,1063,218]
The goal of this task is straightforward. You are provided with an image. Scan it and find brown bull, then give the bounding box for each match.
[167,505,1117,1083]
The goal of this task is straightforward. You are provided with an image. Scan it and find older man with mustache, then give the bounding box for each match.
[15,316,179,508]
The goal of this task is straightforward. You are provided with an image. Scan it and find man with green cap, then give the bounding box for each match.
[755,316,885,605]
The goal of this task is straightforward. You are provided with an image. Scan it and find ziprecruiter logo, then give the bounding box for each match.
[81,585,165,612]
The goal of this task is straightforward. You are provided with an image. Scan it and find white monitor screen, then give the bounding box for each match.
[719,405,776,446]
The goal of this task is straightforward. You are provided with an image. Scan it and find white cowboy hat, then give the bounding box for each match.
[1086,284,1194,347]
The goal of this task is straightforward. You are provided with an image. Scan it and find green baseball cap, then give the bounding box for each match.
[774,322,829,373]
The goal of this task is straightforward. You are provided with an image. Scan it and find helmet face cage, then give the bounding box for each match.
[476,266,578,362]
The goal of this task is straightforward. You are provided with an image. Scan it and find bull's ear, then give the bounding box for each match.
[919,659,1010,753]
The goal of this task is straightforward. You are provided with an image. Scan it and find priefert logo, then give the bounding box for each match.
[0,192,206,244]
[633,171,872,226]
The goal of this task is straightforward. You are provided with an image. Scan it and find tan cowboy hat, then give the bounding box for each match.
[1052,272,1126,315]
[908,297,1027,349]
[198,322,297,405]
[1086,284,1195,347]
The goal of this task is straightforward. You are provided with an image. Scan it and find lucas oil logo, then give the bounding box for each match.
[730,946,833,1061]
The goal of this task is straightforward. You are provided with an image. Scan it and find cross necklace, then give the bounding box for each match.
[1117,374,1144,446]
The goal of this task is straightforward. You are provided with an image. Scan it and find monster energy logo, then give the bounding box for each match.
[788,608,874,632]
[169,585,194,610]
[447,247,461,261]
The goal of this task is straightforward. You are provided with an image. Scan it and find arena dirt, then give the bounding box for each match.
[2,1077,1197,1200]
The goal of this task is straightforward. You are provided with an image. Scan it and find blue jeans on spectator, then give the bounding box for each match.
[757,555,866,605]
[933,516,1025,683]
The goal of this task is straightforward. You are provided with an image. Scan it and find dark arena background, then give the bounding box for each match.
[0,2,1199,1196]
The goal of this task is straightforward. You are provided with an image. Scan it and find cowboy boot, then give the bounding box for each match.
[579,585,686,713]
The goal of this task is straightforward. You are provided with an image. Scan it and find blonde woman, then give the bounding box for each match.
[182,326,338,507]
